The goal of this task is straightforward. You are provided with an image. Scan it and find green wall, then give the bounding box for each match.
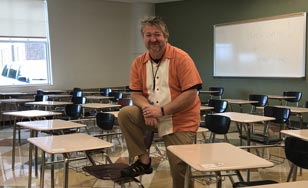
[156,0,308,111]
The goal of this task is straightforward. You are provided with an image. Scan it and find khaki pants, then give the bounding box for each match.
[118,105,196,188]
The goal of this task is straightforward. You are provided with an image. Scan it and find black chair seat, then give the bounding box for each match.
[239,134,282,145]
[83,163,144,186]
[233,180,277,187]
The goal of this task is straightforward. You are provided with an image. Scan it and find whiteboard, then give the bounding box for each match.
[214,12,306,78]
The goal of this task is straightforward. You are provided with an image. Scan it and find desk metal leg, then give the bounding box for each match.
[51,154,55,188]
[28,139,34,188]
[40,151,46,188]
[63,153,70,188]
[246,123,251,181]
[215,171,222,188]
[184,165,191,188]
[12,117,17,169]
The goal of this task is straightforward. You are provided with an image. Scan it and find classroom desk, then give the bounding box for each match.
[0,92,35,98]
[267,95,296,105]
[281,129,308,141]
[200,105,214,111]
[246,181,308,188]
[0,98,35,110]
[25,101,73,110]
[199,90,220,94]
[38,90,66,95]
[215,112,275,147]
[82,91,101,95]
[2,110,62,169]
[0,98,35,125]
[45,94,72,101]
[17,119,87,177]
[81,103,121,116]
[275,105,308,129]
[224,99,258,112]
[85,95,114,103]
[27,133,113,188]
[167,143,274,188]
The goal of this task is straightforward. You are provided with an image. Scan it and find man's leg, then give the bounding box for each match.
[164,132,196,188]
[118,106,153,177]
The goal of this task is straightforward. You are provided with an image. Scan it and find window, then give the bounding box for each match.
[0,0,52,86]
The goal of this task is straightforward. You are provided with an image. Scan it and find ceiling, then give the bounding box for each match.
[106,0,182,3]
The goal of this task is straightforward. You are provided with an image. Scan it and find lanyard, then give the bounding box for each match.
[151,61,160,91]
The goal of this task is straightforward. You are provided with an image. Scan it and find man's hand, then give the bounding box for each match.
[144,117,158,127]
[142,105,163,118]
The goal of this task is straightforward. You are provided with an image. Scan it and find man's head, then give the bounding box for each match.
[140,16,169,59]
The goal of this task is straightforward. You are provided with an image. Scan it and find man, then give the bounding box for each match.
[118,16,202,188]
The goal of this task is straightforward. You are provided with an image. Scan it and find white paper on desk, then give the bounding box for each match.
[200,162,224,169]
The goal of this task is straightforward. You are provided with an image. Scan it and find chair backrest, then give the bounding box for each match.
[69,90,83,97]
[65,104,83,120]
[204,114,231,135]
[99,88,112,96]
[208,99,228,113]
[264,106,290,124]
[125,85,130,92]
[109,91,123,103]
[285,137,308,169]
[283,91,302,103]
[73,87,82,92]
[118,98,133,108]
[249,94,268,107]
[71,96,87,104]
[96,112,115,130]
[209,87,224,98]
[37,89,44,95]
[34,94,48,101]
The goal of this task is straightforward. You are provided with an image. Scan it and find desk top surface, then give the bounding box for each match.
[224,99,258,104]
[26,101,72,106]
[167,143,273,172]
[0,92,35,96]
[27,133,113,154]
[267,95,296,99]
[199,90,220,94]
[81,103,120,109]
[17,119,86,131]
[0,98,34,103]
[245,181,308,188]
[46,94,72,98]
[200,106,214,111]
[3,110,62,117]
[85,96,114,100]
[216,112,275,123]
[275,105,308,113]
[281,129,308,141]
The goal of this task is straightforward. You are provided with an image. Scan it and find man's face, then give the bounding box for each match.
[142,25,168,57]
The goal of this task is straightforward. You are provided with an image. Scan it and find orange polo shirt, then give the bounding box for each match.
[129,43,202,136]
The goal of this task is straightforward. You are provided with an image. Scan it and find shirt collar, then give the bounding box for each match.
[142,43,173,64]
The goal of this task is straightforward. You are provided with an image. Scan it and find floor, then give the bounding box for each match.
[0,122,307,188]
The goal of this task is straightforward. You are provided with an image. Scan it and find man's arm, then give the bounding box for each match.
[142,89,198,118]
[131,91,159,127]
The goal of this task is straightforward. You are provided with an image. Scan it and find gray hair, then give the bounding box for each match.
[140,16,169,38]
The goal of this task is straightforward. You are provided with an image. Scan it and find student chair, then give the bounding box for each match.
[209,87,224,99]
[99,88,112,96]
[283,91,302,106]
[203,114,231,143]
[58,104,83,121]
[71,96,87,104]
[208,99,228,113]
[248,94,268,114]
[285,136,308,182]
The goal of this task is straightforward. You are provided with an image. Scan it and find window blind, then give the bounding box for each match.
[0,0,47,37]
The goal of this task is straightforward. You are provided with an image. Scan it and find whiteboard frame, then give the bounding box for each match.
[213,12,306,78]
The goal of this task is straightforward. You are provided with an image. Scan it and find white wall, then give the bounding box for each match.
[0,0,154,91]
